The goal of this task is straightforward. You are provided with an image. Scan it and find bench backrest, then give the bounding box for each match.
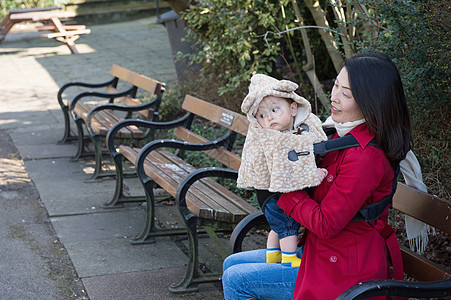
[109,64,163,95]
[173,95,249,170]
[107,64,164,119]
[392,183,450,281]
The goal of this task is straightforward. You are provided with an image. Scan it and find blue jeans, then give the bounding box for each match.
[264,195,300,239]
[222,247,303,300]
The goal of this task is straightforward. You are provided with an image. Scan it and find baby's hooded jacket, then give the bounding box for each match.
[237,74,327,193]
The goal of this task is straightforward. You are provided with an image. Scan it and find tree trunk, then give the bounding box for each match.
[304,0,344,73]
[292,0,329,108]
[329,0,354,58]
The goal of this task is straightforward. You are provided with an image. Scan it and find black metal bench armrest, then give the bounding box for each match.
[106,114,192,158]
[230,210,266,253]
[85,94,162,135]
[68,86,137,118]
[336,278,451,300]
[175,167,239,218]
[135,132,235,186]
[57,77,118,108]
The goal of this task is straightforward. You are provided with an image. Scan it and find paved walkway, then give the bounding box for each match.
[0,17,224,299]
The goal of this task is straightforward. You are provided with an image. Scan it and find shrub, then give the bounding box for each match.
[179,0,313,110]
[359,0,450,199]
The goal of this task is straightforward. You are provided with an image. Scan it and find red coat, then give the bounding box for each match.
[278,123,403,300]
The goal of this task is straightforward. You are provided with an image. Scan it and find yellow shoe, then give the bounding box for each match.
[266,248,282,263]
[281,251,302,267]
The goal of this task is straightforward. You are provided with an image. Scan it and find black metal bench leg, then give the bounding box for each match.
[70,118,89,161]
[90,135,104,180]
[130,180,158,244]
[169,210,200,293]
[57,105,77,144]
[103,153,125,207]
[103,154,145,208]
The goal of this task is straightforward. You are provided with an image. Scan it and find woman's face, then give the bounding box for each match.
[330,67,364,123]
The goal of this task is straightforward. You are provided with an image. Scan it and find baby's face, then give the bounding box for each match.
[255,96,297,131]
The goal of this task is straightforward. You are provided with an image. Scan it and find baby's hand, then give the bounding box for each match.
[317,168,328,182]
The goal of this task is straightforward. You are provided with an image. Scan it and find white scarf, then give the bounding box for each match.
[322,116,434,254]
[322,116,365,137]
[399,151,436,254]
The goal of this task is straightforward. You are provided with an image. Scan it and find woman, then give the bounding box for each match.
[222,52,412,300]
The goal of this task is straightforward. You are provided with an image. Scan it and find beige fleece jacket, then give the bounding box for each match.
[237,74,327,193]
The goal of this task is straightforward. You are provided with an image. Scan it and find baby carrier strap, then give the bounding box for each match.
[276,132,398,224]
[258,134,378,210]
[351,164,400,223]
[312,133,399,224]
[313,134,377,155]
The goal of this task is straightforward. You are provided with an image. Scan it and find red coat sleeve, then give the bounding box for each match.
[278,147,391,239]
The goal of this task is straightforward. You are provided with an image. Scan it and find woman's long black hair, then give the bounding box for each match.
[344,52,412,166]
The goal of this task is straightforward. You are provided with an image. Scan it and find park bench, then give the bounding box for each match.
[106,94,258,292]
[107,95,450,296]
[231,178,451,299]
[57,64,164,179]
[0,7,90,54]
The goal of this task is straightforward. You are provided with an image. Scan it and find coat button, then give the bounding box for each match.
[329,256,337,263]
[326,175,334,182]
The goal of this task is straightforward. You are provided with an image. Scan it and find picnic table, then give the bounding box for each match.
[0,7,90,54]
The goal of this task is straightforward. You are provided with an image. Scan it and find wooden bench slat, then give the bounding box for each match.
[401,245,450,281]
[393,183,450,233]
[182,95,249,136]
[92,109,133,136]
[37,24,86,31]
[9,10,76,21]
[92,111,137,139]
[73,102,95,119]
[152,150,255,222]
[119,145,255,222]
[73,70,161,133]
[191,179,257,222]
[119,97,154,119]
[188,181,236,221]
[110,64,163,94]
[143,149,217,220]
[75,102,146,139]
[183,174,253,222]
[152,149,241,221]
[42,28,90,38]
[74,103,117,136]
[101,84,155,119]
[174,126,242,170]
[202,179,257,215]
[90,109,122,136]
[146,149,196,195]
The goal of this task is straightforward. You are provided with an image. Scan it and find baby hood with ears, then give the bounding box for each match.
[238,74,328,192]
[241,73,312,127]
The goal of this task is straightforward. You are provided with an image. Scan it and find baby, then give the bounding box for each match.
[238,74,327,267]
